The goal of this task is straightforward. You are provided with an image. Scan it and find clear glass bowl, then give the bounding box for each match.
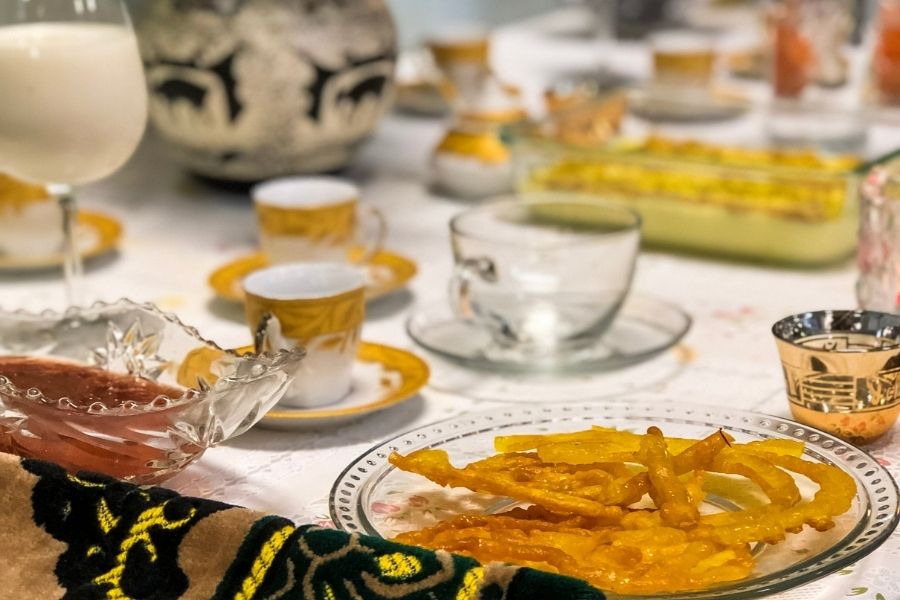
[331,401,899,599]
[0,299,303,483]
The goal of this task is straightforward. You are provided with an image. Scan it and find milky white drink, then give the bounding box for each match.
[0,23,147,185]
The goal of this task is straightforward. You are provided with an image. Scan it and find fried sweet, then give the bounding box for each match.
[621,429,732,504]
[695,453,857,545]
[710,448,801,507]
[390,426,856,595]
[637,427,699,528]
[495,426,701,456]
[388,449,624,519]
[498,426,803,465]
[396,508,754,594]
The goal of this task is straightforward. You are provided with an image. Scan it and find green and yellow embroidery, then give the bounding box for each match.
[68,473,108,488]
[93,501,197,599]
[234,524,295,600]
[97,498,120,534]
[378,552,423,580]
[321,582,337,600]
[20,459,605,600]
[457,567,485,600]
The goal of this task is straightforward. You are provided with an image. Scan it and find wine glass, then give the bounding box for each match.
[0,0,147,305]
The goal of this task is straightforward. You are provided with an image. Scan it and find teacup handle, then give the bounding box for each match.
[254,312,288,354]
[353,205,387,264]
[448,257,497,320]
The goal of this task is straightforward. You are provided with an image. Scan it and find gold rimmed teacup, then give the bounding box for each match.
[243,262,366,408]
[252,176,386,265]
[773,309,900,444]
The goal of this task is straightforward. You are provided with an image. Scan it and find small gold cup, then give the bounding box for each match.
[773,310,900,444]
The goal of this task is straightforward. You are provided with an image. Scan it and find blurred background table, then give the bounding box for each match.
[1,5,897,598]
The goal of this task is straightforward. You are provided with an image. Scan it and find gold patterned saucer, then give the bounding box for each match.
[258,341,430,430]
[0,210,122,271]
[209,251,417,304]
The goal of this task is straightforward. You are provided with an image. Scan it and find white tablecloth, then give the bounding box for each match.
[1,7,897,598]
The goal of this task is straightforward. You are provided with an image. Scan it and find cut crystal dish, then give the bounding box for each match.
[0,299,303,483]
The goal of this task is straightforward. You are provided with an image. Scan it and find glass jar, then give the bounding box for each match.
[770,0,851,99]
[858,164,900,312]
[871,0,900,107]
[766,0,864,152]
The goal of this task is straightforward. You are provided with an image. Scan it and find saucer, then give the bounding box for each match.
[258,341,430,431]
[406,294,691,373]
[628,85,751,122]
[209,250,417,304]
[0,210,122,271]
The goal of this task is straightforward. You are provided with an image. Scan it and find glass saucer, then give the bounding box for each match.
[406,294,691,373]
[330,401,900,600]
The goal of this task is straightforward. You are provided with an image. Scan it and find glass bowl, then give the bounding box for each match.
[330,401,899,599]
[0,299,303,483]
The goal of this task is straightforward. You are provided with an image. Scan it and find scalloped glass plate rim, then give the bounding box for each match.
[329,401,900,600]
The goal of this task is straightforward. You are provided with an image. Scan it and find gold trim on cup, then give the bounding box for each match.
[428,37,490,68]
[255,200,357,242]
[245,286,365,341]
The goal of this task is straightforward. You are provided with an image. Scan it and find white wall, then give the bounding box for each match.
[387,0,561,49]
[127,0,562,49]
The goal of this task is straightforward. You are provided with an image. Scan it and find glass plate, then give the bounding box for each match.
[406,295,691,373]
[330,401,900,600]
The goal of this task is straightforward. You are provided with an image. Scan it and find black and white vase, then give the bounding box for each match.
[137,0,396,181]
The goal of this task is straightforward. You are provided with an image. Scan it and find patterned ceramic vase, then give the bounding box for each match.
[137,0,396,182]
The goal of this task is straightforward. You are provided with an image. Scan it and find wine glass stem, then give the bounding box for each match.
[55,187,83,306]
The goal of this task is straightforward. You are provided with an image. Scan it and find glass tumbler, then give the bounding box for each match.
[858,165,900,313]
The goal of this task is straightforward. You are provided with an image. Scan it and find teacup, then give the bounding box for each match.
[0,174,63,257]
[650,30,716,88]
[243,262,366,408]
[448,196,641,354]
[252,176,386,265]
